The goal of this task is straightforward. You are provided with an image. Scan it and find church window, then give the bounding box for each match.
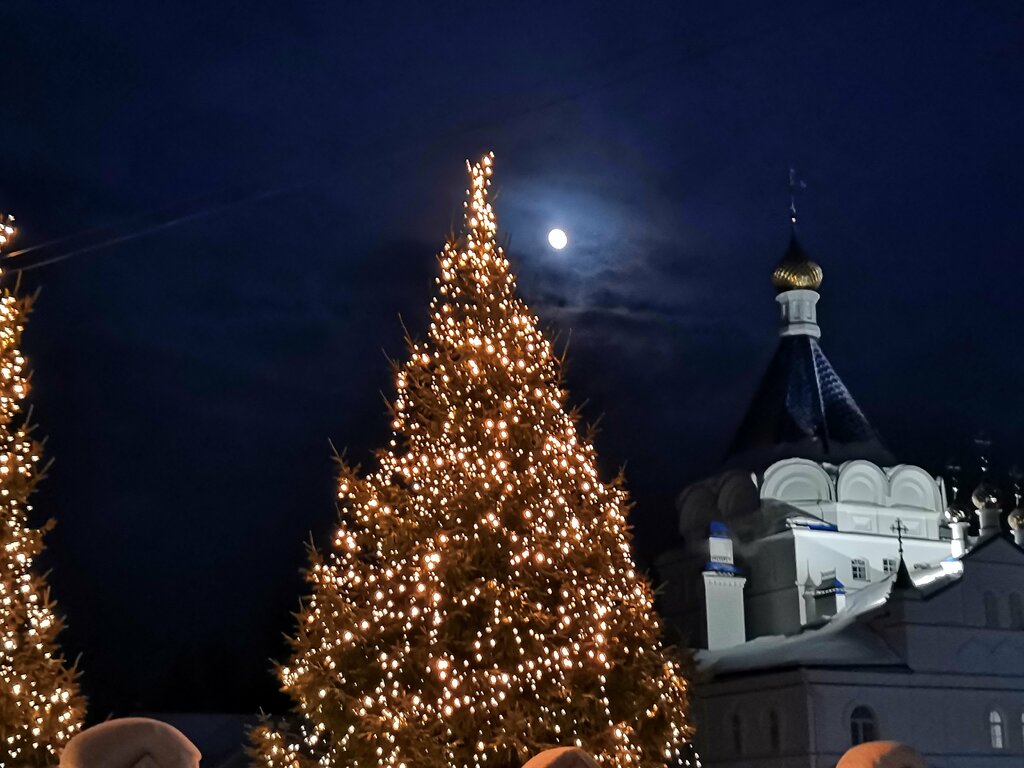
[984,592,1000,627]
[850,706,877,745]
[882,558,897,575]
[768,709,781,753]
[851,558,867,581]
[1009,593,1024,629]
[989,710,1005,749]
[731,713,743,756]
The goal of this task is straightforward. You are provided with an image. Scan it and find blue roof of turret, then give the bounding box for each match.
[726,329,892,470]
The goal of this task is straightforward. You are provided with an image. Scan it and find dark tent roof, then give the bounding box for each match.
[725,334,893,470]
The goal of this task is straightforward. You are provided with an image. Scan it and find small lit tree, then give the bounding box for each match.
[0,212,85,766]
[251,155,692,768]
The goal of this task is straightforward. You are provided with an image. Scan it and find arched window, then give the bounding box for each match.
[768,709,781,753]
[850,706,877,745]
[1009,593,1024,629]
[731,713,743,756]
[989,710,1005,749]
[984,592,1001,627]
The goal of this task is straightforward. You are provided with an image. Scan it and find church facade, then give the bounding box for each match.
[655,231,1024,767]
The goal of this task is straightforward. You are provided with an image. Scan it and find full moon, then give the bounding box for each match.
[547,228,568,250]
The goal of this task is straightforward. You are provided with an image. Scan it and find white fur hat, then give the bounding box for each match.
[59,717,201,768]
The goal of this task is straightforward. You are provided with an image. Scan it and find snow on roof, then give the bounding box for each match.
[696,562,962,676]
[696,608,901,676]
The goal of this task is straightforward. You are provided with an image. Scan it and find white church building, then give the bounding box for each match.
[654,230,1024,767]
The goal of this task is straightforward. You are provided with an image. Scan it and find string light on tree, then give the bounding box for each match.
[250,155,695,768]
[0,212,85,766]
[0,215,14,251]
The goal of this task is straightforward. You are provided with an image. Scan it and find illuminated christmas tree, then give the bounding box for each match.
[0,212,85,767]
[251,155,692,768]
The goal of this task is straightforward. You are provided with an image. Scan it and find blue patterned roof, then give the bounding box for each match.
[726,334,893,470]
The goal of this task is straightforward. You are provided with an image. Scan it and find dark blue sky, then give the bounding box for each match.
[4,1,1022,717]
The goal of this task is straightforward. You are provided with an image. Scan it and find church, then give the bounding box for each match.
[654,229,1024,767]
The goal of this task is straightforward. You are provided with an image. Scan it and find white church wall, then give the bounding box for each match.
[698,666,1024,768]
[745,590,801,639]
[835,503,941,539]
[742,532,801,637]
[743,533,798,592]
[734,527,950,638]
[913,623,1024,676]
[739,528,951,639]
[792,529,949,596]
[803,668,1024,768]
[693,668,813,768]
[879,545,1024,674]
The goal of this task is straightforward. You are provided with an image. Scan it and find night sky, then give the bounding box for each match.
[4,1,1023,718]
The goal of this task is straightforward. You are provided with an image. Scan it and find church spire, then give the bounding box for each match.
[890,519,917,591]
[788,167,805,232]
[725,188,892,470]
[771,170,823,336]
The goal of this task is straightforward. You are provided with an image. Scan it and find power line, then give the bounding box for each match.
[4,185,300,273]
[4,1,874,273]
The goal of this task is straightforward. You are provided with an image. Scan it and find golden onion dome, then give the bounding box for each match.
[1009,506,1024,531]
[944,502,968,524]
[971,481,1000,510]
[772,233,823,293]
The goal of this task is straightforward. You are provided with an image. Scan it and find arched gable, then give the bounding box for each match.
[836,460,887,506]
[762,459,835,504]
[888,464,942,512]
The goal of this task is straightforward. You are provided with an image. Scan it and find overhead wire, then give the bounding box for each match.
[2,0,874,274]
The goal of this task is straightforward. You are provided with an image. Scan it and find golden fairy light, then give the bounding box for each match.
[0,215,14,253]
[250,155,695,768]
[0,210,85,767]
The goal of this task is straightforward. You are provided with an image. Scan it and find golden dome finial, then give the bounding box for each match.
[1010,507,1024,531]
[971,481,1000,511]
[771,232,823,292]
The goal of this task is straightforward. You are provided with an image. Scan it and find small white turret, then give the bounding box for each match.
[776,289,821,338]
[944,471,971,557]
[950,520,970,557]
[945,502,970,558]
[702,522,747,650]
